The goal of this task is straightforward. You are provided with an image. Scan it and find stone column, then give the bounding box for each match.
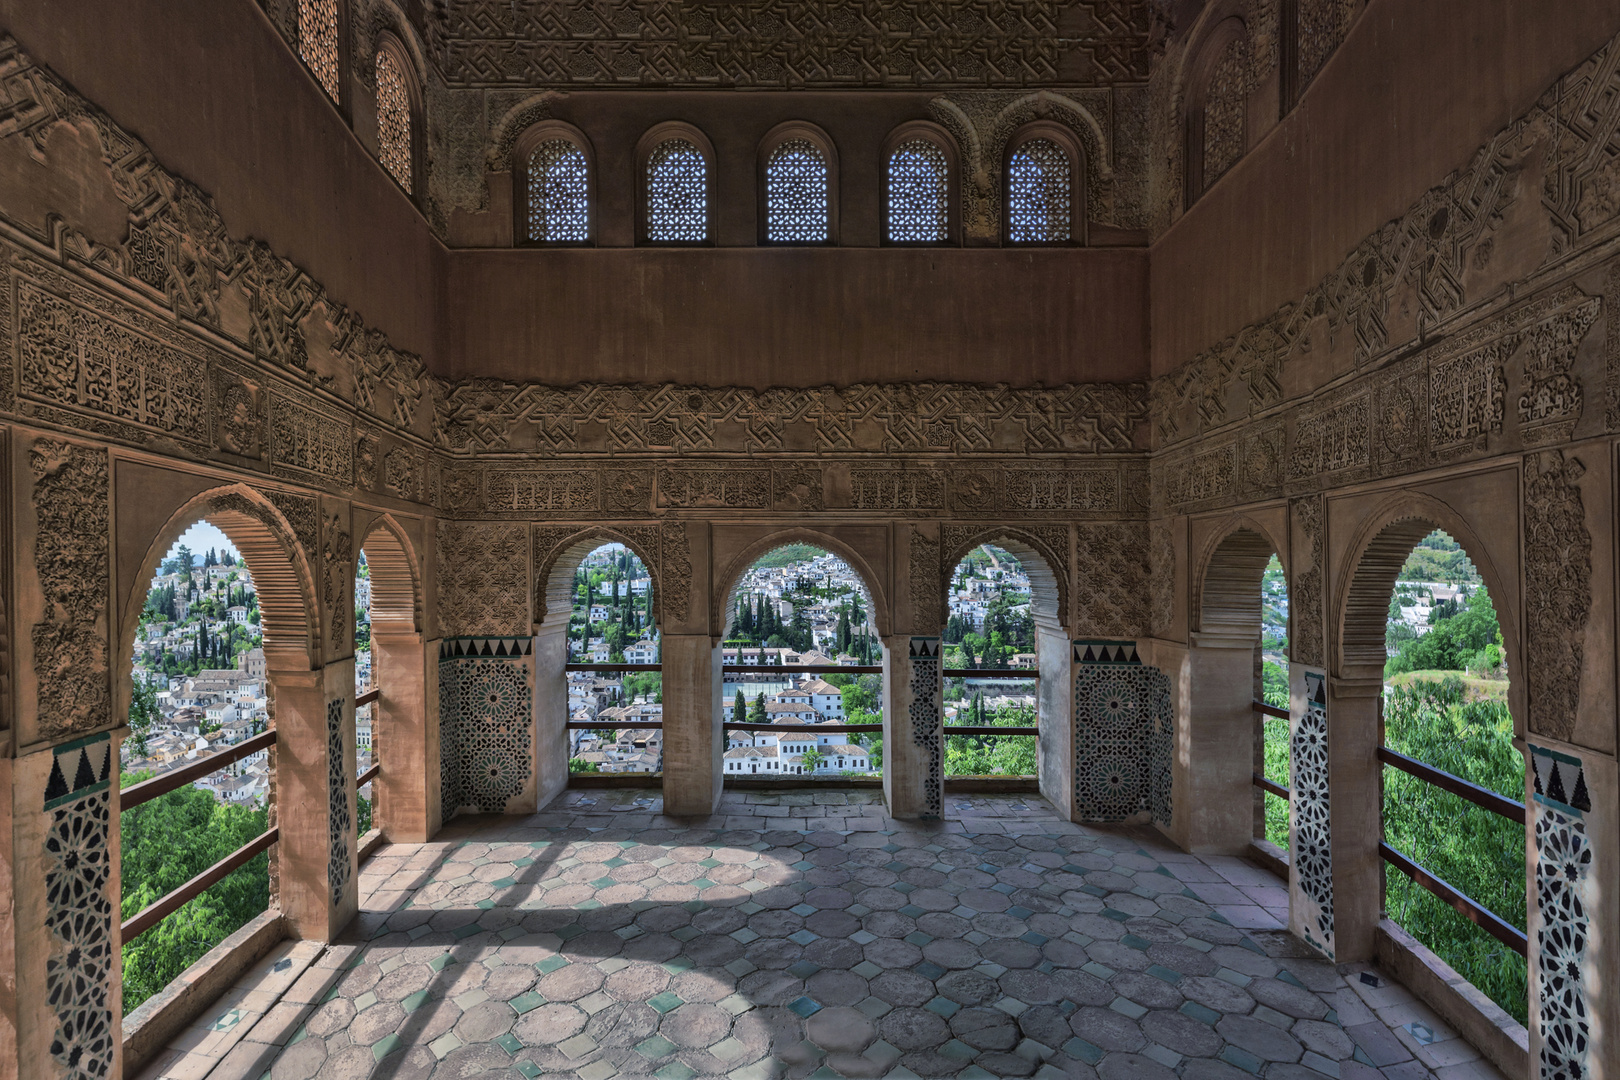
[1036,621,1076,819]
[270,664,357,942]
[1172,633,1263,853]
[531,623,569,814]
[661,634,722,816]
[1287,667,1381,963]
[4,732,123,1080]
[883,636,942,820]
[1527,740,1616,1080]
[372,631,439,843]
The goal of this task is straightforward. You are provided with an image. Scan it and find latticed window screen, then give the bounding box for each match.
[297,0,341,102]
[1006,138,1071,243]
[526,140,590,242]
[645,139,707,241]
[887,139,949,242]
[765,139,829,242]
[375,49,412,194]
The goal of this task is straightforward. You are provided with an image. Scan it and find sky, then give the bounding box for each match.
[161,521,240,567]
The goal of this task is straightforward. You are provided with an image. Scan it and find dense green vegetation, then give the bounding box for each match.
[1396,531,1486,586]
[945,699,1036,776]
[943,547,1035,669]
[1386,586,1503,678]
[1382,677,1526,1024]
[119,774,270,1014]
[751,543,824,569]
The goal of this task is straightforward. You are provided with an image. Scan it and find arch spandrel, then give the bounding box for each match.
[119,483,322,678]
[712,527,890,642]
[532,525,662,631]
[938,526,1069,632]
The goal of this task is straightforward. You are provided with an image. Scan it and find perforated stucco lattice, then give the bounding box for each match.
[1007,138,1070,242]
[646,139,707,242]
[527,140,590,242]
[765,139,829,242]
[887,139,949,242]
[298,0,340,101]
[375,47,412,193]
[1531,745,1593,1080]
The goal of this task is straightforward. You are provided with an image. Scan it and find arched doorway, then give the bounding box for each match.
[355,515,427,842]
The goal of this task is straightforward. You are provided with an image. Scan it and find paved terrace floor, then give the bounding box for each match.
[149,791,1508,1080]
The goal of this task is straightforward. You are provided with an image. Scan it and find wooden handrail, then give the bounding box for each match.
[1253,773,1289,799]
[567,722,666,730]
[120,730,277,811]
[1379,841,1527,956]
[723,664,883,674]
[121,827,279,941]
[944,669,1037,678]
[1377,746,1525,824]
[356,687,380,707]
[567,663,664,672]
[356,762,380,788]
[1252,700,1289,719]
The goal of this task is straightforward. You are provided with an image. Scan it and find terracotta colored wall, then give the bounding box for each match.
[1150,0,1620,376]
[441,246,1149,386]
[0,0,441,359]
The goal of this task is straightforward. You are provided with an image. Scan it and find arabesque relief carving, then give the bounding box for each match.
[1290,495,1324,668]
[29,438,110,742]
[323,510,354,652]
[437,521,529,637]
[1523,450,1591,742]
[1072,523,1148,638]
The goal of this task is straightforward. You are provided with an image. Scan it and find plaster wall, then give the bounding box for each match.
[1152,0,1620,377]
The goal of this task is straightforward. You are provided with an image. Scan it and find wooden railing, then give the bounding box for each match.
[1248,700,1527,957]
[121,729,276,811]
[1250,700,1291,800]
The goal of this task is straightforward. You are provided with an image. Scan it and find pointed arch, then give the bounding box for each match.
[357,513,422,636]
[715,529,887,641]
[1193,516,1288,639]
[1334,492,1520,692]
[939,527,1068,632]
[120,484,320,674]
[533,527,661,631]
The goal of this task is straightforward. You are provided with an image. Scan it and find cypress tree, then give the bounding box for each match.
[732,693,747,728]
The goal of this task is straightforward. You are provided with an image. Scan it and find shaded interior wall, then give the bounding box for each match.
[0,0,441,359]
[441,246,1149,386]
[1151,0,1620,377]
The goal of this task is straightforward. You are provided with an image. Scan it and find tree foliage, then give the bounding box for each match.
[120,779,269,1014]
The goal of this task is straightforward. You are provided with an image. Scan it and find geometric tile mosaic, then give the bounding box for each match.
[1290,671,1333,960]
[908,636,943,820]
[329,698,353,908]
[43,733,114,1080]
[1072,640,1173,824]
[440,640,535,818]
[1531,744,1592,1080]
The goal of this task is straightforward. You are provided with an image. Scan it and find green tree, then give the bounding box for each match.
[120,781,268,1013]
[749,692,768,724]
[732,693,747,728]
[128,677,160,758]
[800,747,824,773]
[569,757,600,774]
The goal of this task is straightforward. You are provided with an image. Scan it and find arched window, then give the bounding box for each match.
[637,124,715,244]
[297,0,341,102]
[515,125,595,245]
[883,123,958,244]
[760,125,838,244]
[1184,18,1252,205]
[1006,138,1072,243]
[374,41,416,195]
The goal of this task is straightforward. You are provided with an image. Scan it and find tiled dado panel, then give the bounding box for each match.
[1530,744,1594,1080]
[1290,670,1333,960]
[439,638,535,818]
[908,636,943,820]
[1071,640,1172,825]
[43,733,116,1080]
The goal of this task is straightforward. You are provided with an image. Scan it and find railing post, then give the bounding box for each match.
[884,636,942,820]
[661,635,722,816]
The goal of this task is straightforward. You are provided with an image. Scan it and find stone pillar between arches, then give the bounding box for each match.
[884,636,942,821]
[371,631,439,843]
[661,635,722,817]
[531,623,569,815]
[270,663,357,942]
[1036,621,1075,819]
[1172,633,1264,854]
